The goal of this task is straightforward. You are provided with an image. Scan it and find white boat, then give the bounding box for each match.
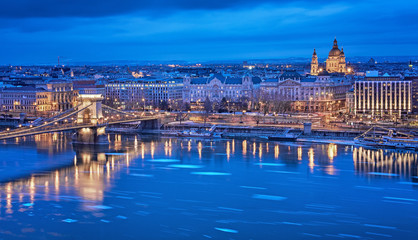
[268,129,301,141]
[177,125,222,138]
[355,127,418,150]
[177,129,211,138]
[381,135,418,149]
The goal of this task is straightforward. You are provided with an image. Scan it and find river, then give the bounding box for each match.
[0,133,417,239]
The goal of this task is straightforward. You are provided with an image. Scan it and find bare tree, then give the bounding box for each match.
[219,97,228,113]
[203,96,212,126]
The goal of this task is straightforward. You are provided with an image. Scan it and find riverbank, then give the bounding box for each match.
[298,138,355,146]
[109,121,360,141]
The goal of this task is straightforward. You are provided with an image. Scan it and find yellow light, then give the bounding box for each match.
[308,148,314,172]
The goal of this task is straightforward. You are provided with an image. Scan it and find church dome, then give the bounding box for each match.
[328,47,341,56]
[328,38,341,56]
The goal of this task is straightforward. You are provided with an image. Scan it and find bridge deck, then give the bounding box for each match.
[0,117,161,140]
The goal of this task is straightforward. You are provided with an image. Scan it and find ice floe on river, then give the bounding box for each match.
[191,172,231,176]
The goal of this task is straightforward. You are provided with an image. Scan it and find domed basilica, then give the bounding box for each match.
[310,38,347,75]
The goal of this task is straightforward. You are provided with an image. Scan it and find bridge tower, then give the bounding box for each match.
[77,94,104,125]
[73,93,108,145]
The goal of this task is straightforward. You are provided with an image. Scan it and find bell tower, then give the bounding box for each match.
[310,49,319,75]
[339,47,347,73]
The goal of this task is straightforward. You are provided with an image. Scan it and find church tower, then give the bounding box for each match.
[310,48,319,75]
[326,38,347,73]
[338,47,347,73]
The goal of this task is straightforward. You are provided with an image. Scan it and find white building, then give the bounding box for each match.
[260,70,352,112]
[183,73,261,103]
[354,76,412,117]
[105,77,183,109]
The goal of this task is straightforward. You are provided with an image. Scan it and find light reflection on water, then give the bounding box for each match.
[353,147,418,178]
[0,133,417,239]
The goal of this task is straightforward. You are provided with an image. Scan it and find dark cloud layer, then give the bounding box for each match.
[0,0,416,64]
[0,0,340,18]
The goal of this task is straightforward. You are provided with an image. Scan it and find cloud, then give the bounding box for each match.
[0,0,417,64]
[0,0,350,19]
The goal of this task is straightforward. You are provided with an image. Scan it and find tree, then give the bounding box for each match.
[184,102,191,111]
[241,101,248,112]
[203,96,212,126]
[219,97,228,113]
[237,96,250,112]
[159,100,169,111]
[263,100,271,116]
[177,101,191,124]
[273,99,292,114]
[177,101,184,124]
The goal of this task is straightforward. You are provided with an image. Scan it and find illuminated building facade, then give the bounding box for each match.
[73,80,105,95]
[406,76,418,114]
[105,78,183,109]
[183,73,261,103]
[0,81,78,114]
[260,70,351,112]
[346,88,355,114]
[0,86,44,113]
[354,76,412,117]
[43,81,78,112]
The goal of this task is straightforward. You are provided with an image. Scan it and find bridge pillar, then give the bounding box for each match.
[77,94,104,125]
[140,118,160,130]
[72,126,109,145]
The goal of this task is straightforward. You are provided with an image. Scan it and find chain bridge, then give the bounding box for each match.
[0,93,162,144]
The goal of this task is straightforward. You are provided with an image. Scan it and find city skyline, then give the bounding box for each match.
[1,0,418,65]
[1,1,418,240]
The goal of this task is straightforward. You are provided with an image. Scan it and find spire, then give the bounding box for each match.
[311,48,319,75]
[312,48,317,58]
[333,37,338,47]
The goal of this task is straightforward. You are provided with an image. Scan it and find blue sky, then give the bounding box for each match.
[0,0,417,65]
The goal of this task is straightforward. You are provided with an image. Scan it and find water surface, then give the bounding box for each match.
[0,133,417,239]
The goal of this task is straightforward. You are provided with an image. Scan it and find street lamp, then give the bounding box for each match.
[309,96,313,113]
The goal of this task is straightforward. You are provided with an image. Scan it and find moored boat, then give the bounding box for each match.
[176,125,222,138]
[355,127,418,150]
[268,129,301,141]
